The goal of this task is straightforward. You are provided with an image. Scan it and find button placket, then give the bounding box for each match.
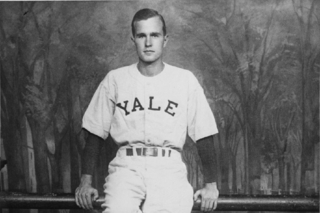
[144,81,150,145]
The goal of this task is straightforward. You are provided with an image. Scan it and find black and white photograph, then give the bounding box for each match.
[0,1,319,213]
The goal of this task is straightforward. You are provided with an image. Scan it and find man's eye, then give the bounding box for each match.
[151,34,159,37]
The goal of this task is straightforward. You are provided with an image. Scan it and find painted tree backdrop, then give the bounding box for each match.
[0,0,319,211]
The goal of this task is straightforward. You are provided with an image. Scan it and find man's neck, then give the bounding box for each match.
[137,60,165,77]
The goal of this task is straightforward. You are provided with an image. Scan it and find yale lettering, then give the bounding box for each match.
[148,96,161,111]
[165,100,178,116]
[132,98,144,112]
[116,96,178,116]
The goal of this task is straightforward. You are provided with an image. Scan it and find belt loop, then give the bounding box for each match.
[133,147,137,156]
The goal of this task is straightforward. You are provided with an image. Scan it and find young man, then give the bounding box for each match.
[75,8,219,213]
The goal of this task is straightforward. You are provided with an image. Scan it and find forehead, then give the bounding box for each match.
[134,16,163,35]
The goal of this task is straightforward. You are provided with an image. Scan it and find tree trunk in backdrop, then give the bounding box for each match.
[292,0,319,194]
[27,119,50,193]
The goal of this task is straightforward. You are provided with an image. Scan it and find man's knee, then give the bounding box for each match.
[102,203,141,213]
[102,196,142,213]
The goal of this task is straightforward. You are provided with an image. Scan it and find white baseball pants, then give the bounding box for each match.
[102,147,194,213]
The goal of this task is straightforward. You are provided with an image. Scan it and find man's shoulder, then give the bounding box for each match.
[165,63,195,76]
[165,63,198,81]
[99,63,136,86]
[107,63,135,77]
[166,63,188,72]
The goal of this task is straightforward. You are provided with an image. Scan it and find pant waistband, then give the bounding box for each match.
[120,147,180,158]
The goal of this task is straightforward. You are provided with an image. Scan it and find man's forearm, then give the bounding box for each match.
[81,130,103,175]
[196,135,217,184]
[80,174,94,185]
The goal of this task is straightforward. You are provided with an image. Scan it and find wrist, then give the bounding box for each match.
[205,182,218,189]
[80,174,93,185]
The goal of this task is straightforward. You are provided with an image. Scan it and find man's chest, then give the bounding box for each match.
[114,80,188,118]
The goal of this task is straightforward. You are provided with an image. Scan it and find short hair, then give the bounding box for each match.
[131,8,167,36]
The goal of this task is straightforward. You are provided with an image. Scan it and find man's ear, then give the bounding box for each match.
[163,34,169,47]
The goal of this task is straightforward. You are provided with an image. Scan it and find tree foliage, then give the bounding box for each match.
[0,1,319,204]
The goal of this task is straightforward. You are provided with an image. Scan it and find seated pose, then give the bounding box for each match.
[75,8,219,213]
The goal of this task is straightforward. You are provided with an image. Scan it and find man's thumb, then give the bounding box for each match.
[92,190,99,201]
[193,190,201,201]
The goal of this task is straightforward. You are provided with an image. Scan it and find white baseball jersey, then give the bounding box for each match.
[82,63,218,150]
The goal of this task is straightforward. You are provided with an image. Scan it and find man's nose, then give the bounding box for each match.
[145,36,151,47]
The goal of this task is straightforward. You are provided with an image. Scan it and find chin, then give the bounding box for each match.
[140,58,158,64]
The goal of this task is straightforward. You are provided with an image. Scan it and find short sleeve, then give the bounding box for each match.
[187,74,218,142]
[82,74,116,139]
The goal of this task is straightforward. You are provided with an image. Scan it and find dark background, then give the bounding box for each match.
[0,0,319,212]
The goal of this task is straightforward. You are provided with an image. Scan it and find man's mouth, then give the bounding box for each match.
[144,50,154,55]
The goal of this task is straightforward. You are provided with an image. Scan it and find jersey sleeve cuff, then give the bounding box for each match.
[194,129,218,142]
[82,123,109,140]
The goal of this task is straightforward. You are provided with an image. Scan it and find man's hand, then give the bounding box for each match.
[75,174,99,210]
[193,182,219,212]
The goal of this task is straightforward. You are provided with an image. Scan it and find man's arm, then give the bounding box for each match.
[194,135,219,212]
[75,131,103,210]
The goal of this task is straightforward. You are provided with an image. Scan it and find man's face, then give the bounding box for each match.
[132,16,168,64]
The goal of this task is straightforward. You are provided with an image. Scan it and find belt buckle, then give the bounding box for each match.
[143,148,158,156]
